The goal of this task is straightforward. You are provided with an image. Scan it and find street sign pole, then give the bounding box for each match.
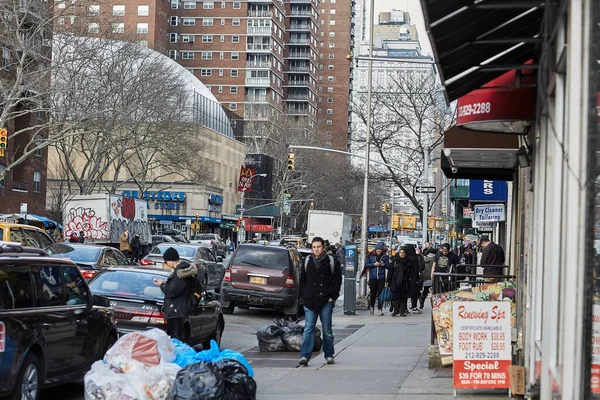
[422,149,429,244]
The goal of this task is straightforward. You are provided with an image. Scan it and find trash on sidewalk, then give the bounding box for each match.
[85,330,254,400]
[257,318,322,352]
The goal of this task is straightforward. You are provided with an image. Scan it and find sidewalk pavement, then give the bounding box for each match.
[253,301,509,399]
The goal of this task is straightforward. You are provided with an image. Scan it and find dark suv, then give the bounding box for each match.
[0,242,118,400]
[219,244,303,319]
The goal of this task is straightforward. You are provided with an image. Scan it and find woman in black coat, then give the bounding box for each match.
[405,245,423,314]
[387,246,411,317]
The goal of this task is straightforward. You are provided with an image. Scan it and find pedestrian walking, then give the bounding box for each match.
[431,243,460,292]
[120,229,132,259]
[153,247,198,341]
[298,237,342,366]
[411,247,425,313]
[364,242,390,315]
[226,238,232,254]
[419,249,435,309]
[335,242,346,275]
[131,233,142,263]
[77,231,85,243]
[422,241,437,257]
[479,235,505,281]
[387,246,413,317]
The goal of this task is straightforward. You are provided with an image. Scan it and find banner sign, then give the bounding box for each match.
[237,166,256,193]
[463,208,474,219]
[453,301,511,389]
[591,304,600,394]
[469,180,508,202]
[474,204,506,222]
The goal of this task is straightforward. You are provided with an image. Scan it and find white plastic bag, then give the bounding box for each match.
[132,362,181,400]
[84,361,137,400]
[104,329,176,371]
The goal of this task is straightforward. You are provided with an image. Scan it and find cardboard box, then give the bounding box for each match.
[509,365,526,395]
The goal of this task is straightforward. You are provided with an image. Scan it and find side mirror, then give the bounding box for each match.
[93,294,111,307]
[217,256,223,263]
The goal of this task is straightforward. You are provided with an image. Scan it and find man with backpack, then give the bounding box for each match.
[299,237,342,366]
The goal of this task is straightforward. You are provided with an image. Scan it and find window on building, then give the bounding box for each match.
[328,65,334,70]
[111,22,125,33]
[233,1,240,8]
[112,5,125,16]
[326,120,332,125]
[326,130,332,137]
[88,23,99,33]
[218,86,223,93]
[182,35,194,43]
[88,5,100,15]
[232,35,239,43]
[329,32,335,37]
[327,109,333,114]
[0,165,5,187]
[183,18,195,26]
[202,35,213,43]
[230,103,237,111]
[221,1,225,7]
[221,18,225,25]
[327,76,334,81]
[329,43,335,48]
[327,97,333,103]
[33,171,41,193]
[219,69,224,76]
[329,20,335,25]
[231,52,239,60]
[330,9,336,14]
[328,54,334,59]
[201,52,212,60]
[230,69,238,77]
[325,141,332,147]
[136,23,148,34]
[184,1,196,8]
[200,69,212,76]
[182,51,195,59]
[203,1,214,8]
[327,87,333,92]
[220,52,224,59]
[169,33,178,43]
[220,35,225,42]
[170,16,179,26]
[138,40,148,47]
[170,0,179,8]
[169,50,177,59]
[230,86,238,94]
[232,18,240,26]
[137,5,149,15]
[57,2,65,8]
[202,18,213,26]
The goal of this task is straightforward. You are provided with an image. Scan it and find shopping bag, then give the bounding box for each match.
[379,286,393,304]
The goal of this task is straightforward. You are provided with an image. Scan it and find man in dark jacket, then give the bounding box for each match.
[131,233,142,263]
[153,247,198,341]
[364,242,390,315]
[299,237,342,366]
[480,235,505,279]
[431,243,460,293]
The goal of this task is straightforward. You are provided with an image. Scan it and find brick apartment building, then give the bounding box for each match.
[65,0,352,150]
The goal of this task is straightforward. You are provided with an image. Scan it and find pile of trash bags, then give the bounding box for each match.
[256,318,322,352]
[84,328,256,400]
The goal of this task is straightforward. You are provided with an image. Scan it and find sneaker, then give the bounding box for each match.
[369,307,375,315]
[377,309,384,316]
[326,357,335,365]
[419,299,425,310]
[299,357,308,366]
[413,308,423,314]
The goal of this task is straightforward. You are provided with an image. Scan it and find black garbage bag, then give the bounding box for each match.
[282,326,304,351]
[256,324,286,352]
[216,359,257,400]
[168,361,224,400]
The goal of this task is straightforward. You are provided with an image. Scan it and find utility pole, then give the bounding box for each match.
[422,149,429,244]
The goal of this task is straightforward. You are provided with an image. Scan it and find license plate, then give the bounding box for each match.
[249,276,266,285]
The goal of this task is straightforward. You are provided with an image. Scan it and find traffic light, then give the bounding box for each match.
[392,214,401,230]
[0,128,7,157]
[287,153,295,171]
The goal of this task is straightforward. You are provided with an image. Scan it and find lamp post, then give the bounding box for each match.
[239,173,267,245]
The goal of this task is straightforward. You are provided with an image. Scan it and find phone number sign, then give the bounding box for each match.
[453,302,511,389]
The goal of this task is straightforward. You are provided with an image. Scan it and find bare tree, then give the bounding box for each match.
[352,68,455,221]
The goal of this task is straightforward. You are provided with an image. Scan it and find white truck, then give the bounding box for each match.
[306,209,353,245]
[63,194,151,245]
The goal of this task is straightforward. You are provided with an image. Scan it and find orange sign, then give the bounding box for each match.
[453,302,511,389]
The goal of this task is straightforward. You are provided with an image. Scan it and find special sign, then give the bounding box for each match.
[453,302,511,389]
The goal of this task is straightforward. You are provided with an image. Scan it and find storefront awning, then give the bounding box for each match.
[420,0,543,102]
[441,126,520,181]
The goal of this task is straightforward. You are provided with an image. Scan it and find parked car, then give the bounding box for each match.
[0,222,54,249]
[140,244,225,291]
[88,267,224,347]
[220,244,303,319]
[46,243,131,281]
[171,235,190,243]
[151,235,176,247]
[0,242,117,400]
[190,233,226,257]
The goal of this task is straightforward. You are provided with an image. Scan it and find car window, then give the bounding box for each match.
[33,265,68,307]
[152,236,162,246]
[194,234,216,240]
[35,230,54,248]
[89,271,167,300]
[0,265,35,309]
[102,250,119,266]
[198,247,209,261]
[114,250,129,265]
[9,228,24,244]
[47,244,101,263]
[22,229,43,248]
[231,247,291,270]
[206,249,216,262]
[63,266,89,305]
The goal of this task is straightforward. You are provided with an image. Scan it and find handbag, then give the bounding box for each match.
[379,286,393,304]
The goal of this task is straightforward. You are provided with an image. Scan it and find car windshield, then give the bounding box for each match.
[232,247,290,270]
[194,234,216,240]
[46,244,101,263]
[150,245,197,258]
[89,270,166,301]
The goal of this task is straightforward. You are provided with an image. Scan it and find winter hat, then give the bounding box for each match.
[163,247,180,262]
[375,242,385,250]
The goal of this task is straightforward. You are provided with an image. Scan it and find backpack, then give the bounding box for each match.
[304,255,335,274]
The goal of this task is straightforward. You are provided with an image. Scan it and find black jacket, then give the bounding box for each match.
[160,261,197,319]
[480,242,505,276]
[299,254,342,312]
[388,255,412,293]
[131,236,141,252]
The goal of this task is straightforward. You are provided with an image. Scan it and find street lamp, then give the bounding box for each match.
[239,173,267,244]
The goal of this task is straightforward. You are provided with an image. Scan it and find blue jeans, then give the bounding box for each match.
[301,301,335,360]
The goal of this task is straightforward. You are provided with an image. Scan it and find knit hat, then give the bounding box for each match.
[375,242,385,250]
[163,247,179,262]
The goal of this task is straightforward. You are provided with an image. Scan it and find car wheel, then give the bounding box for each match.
[182,324,191,344]
[13,354,42,400]
[211,318,224,346]
[222,301,235,314]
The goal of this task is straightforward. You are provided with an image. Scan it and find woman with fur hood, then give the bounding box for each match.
[153,247,198,341]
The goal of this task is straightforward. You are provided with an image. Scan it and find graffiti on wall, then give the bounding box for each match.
[65,207,109,239]
[109,195,151,245]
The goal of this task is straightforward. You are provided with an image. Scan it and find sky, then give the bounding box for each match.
[372,0,433,56]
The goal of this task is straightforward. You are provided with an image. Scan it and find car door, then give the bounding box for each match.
[195,287,219,341]
[203,248,219,288]
[30,264,76,378]
[62,265,97,370]
[114,249,130,266]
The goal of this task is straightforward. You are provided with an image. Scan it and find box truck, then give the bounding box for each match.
[306,210,353,245]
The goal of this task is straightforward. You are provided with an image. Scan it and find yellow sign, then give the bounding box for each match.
[392,214,401,230]
[402,215,417,230]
